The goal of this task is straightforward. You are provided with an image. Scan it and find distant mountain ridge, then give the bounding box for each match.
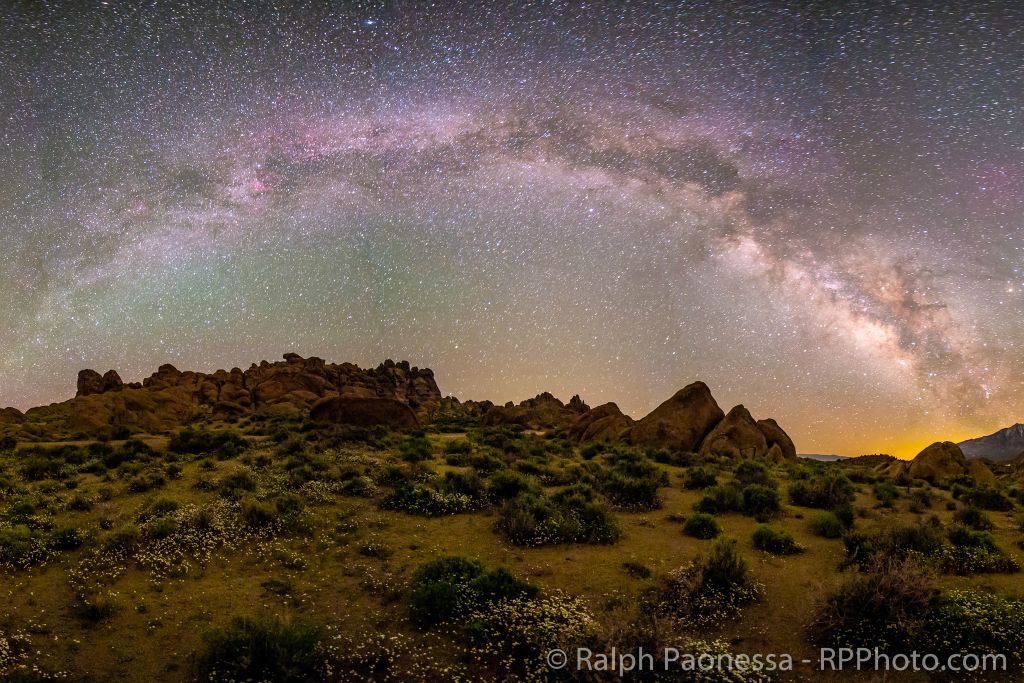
[958,423,1024,462]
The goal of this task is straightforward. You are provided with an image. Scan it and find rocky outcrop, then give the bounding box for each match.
[698,405,768,459]
[77,369,125,396]
[885,441,996,484]
[625,382,724,452]
[908,442,969,482]
[481,392,589,430]
[756,418,797,461]
[21,354,441,438]
[309,396,419,430]
[569,403,633,443]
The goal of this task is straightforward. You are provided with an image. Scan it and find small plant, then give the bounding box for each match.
[408,555,536,628]
[694,485,743,515]
[953,505,994,530]
[873,478,899,507]
[683,466,717,490]
[683,512,721,540]
[788,468,855,509]
[751,525,802,555]
[659,538,761,628]
[808,511,845,538]
[194,615,324,682]
[741,484,781,521]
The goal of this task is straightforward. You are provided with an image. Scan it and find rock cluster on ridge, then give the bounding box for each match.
[568,381,797,462]
[8,355,441,439]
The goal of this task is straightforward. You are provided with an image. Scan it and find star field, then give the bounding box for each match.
[1,1,1022,457]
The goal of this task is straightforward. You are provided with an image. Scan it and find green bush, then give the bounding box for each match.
[380,481,479,517]
[873,478,899,507]
[751,525,802,555]
[0,435,16,451]
[843,517,1017,575]
[399,435,434,462]
[408,555,536,628]
[694,485,743,514]
[808,511,845,539]
[953,505,993,530]
[809,558,937,650]
[741,484,781,521]
[195,615,323,682]
[959,486,1013,512]
[683,466,717,490]
[169,428,247,458]
[683,513,721,539]
[50,526,83,550]
[733,460,774,488]
[488,470,535,500]
[660,538,761,628]
[599,452,667,511]
[788,468,855,509]
[496,485,619,546]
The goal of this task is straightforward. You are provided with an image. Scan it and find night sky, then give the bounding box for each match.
[1,1,1022,457]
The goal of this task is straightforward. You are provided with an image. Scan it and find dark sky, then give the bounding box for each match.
[1,1,1022,456]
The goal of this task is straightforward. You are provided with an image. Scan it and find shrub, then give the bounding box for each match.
[408,555,536,629]
[809,558,937,650]
[808,511,845,539]
[496,486,619,546]
[240,498,278,528]
[195,615,323,682]
[843,517,1018,576]
[488,470,535,500]
[104,525,140,553]
[463,593,595,682]
[399,435,433,462]
[683,466,717,490]
[0,435,16,451]
[959,486,1013,512]
[873,478,899,507]
[683,513,721,540]
[169,428,248,458]
[50,526,83,550]
[741,484,781,521]
[953,505,993,530]
[788,469,855,509]
[599,452,667,511]
[219,469,257,499]
[751,525,802,555]
[694,485,743,514]
[733,460,774,488]
[659,539,761,628]
[380,482,477,517]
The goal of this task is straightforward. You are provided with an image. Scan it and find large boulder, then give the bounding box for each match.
[756,418,797,461]
[698,405,768,459]
[76,369,125,396]
[907,441,970,482]
[309,396,419,430]
[626,382,724,451]
[569,403,633,443]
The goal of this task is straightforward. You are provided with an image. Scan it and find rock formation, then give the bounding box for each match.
[568,403,633,443]
[625,382,725,452]
[883,441,996,484]
[480,392,589,430]
[14,355,441,439]
[698,405,768,459]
